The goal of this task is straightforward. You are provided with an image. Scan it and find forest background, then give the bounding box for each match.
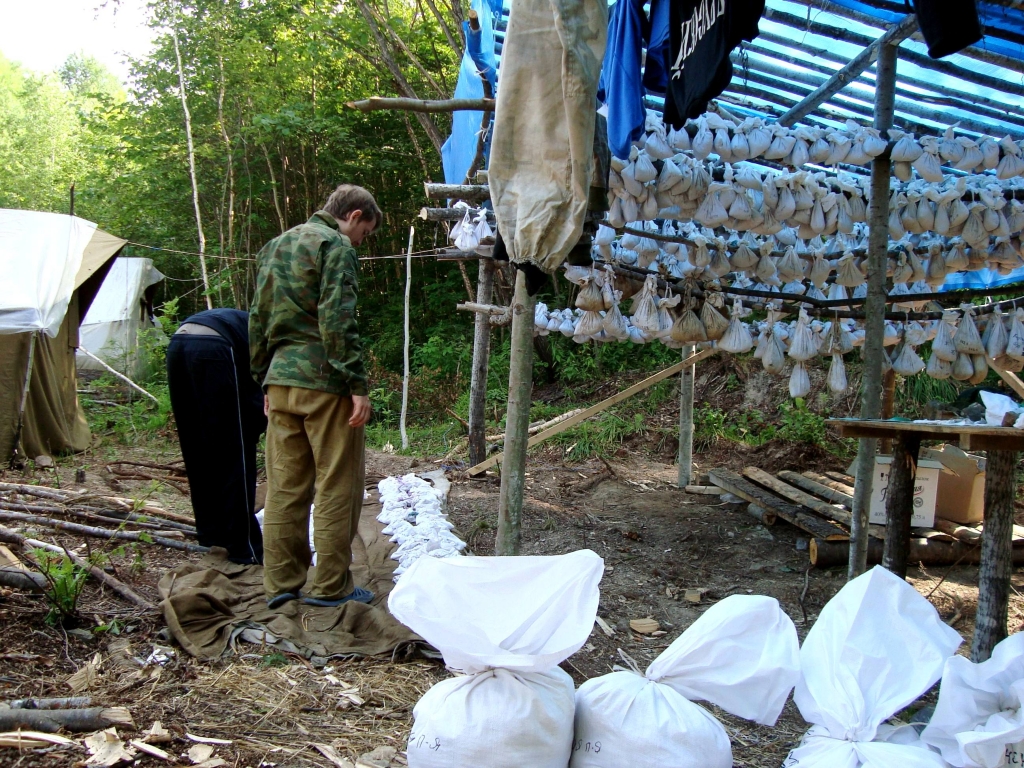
[1,0,935,457]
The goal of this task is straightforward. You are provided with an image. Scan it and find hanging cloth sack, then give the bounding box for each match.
[892,342,926,377]
[718,302,753,354]
[630,275,661,336]
[911,0,982,59]
[670,300,708,343]
[986,312,1009,360]
[576,276,605,312]
[787,309,818,362]
[952,351,976,381]
[762,327,786,374]
[932,312,959,362]
[389,551,604,768]
[570,596,799,768]
[789,362,810,398]
[922,632,1024,768]
[700,299,729,341]
[827,353,848,393]
[784,566,962,768]
[927,349,954,380]
[954,306,984,355]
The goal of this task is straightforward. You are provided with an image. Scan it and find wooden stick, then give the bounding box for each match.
[347,96,495,114]
[7,696,92,710]
[0,526,157,611]
[744,467,855,528]
[0,483,194,524]
[470,349,717,476]
[401,226,414,451]
[468,259,495,466]
[0,566,46,592]
[457,301,509,315]
[77,347,160,405]
[780,471,854,508]
[0,509,208,553]
[0,500,196,536]
[933,518,982,544]
[0,706,133,734]
[677,345,696,487]
[486,408,586,442]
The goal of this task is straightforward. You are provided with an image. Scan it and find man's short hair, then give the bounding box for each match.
[323,184,382,229]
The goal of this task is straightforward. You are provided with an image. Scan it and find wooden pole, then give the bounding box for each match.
[400,227,414,450]
[77,347,160,405]
[777,13,916,127]
[881,434,922,579]
[468,259,495,466]
[495,269,535,556]
[848,38,897,581]
[879,369,897,454]
[972,449,1018,662]
[11,332,37,464]
[677,345,695,487]
[423,183,490,202]
[346,97,495,114]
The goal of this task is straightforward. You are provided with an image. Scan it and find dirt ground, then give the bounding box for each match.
[2,424,1023,767]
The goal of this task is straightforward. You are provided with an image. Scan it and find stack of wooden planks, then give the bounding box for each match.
[707,467,1024,568]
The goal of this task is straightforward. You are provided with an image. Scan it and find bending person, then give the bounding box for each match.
[167,308,267,564]
[250,184,380,609]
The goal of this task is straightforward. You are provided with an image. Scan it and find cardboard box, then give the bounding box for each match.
[921,445,986,524]
[867,456,942,528]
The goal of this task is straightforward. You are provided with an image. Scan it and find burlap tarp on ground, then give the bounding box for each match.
[159,489,425,661]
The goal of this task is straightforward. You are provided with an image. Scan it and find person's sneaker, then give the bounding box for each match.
[267,591,299,609]
[301,587,374,607]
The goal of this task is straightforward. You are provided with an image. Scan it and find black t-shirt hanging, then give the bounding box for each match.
[663,0,765,128]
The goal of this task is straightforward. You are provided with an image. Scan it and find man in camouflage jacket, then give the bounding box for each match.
[250,184,382,608]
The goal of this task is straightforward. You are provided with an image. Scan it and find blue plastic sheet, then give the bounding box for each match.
[940,266,1024,292]
[441,0,497,185]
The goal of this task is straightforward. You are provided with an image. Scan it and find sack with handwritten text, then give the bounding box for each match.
[921,632,1024,768]
[388,550,604,768]
[570,595,800,768]
[784,566,962,768]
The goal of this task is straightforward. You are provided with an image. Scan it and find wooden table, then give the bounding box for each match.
[828,418,1024,662]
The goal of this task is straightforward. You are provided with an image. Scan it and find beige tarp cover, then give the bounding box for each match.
[0,220,126,459]
[158,489,425,661]
[489,0,607,272]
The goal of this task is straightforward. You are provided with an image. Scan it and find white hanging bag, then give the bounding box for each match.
[571,595,799,768]
[785,566,962,768]
[389,551,604,768]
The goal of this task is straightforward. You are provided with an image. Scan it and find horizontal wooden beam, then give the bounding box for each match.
[424,183,490,202]
[347,97,495,114]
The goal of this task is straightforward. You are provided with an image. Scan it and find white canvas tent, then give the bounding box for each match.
[0,209,125,460]
[77,257,164,378]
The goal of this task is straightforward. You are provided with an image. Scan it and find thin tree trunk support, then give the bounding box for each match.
[881,434,922,579]
[972,449,1018,663]
[677,345,695,488]
[468,259,495,466]
[347,97,495,114]
[848,39,897,581]
[495,270,535,556]
[400,227,414,451]
[879,369,897,454]
[11,332,37,464]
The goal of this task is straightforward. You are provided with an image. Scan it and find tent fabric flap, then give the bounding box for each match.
[488,0,607,273]
[0,209,98,337]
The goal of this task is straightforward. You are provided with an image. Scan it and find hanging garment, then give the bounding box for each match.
[598,0,644,160]
[663,0,765,126]
[643,0,672,95]
[911,0,982,59]
[489,0,607,274]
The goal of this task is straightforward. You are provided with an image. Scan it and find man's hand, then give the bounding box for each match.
[264,395,269,417]
[349,395,371,427]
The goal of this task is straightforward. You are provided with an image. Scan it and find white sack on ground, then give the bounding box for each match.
[0,210,98,336]
[921,633,1024,768]
[388,550,604,768]
[786,566,962,768]
[488,0,607,272]
[570,595,800,768]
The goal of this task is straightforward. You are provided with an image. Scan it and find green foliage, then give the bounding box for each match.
[260,652,289,668]
[32,550,88,626]
[778,398,828,445]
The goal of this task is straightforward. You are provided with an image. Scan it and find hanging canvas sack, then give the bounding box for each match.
[922,633,1024,768]
[784,566,962,768]
[389,551,604,768]
[570,595,799,768]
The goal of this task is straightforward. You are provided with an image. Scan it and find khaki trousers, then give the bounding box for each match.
[263,385,365,600]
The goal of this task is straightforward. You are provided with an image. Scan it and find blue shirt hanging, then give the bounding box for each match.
[599,0,646,161]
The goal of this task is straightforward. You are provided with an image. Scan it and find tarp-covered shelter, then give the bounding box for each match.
[0,209,126,461]
[77,257,164,378]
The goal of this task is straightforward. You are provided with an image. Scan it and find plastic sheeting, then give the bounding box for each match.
[77,257,164,376]
[0,209,97,337]
[441,0,497,185]
[488,0,607,272]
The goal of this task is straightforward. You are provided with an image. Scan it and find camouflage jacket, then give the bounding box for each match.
[249,211,368,396]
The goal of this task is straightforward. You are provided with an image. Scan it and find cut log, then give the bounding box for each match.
[685,485,725,495]
[0,706,133,733]
[0,566,46,592]
[486,409,586,443]
[782,471,854,507]
[745,503,778,526]
[933,518,983,543]
[744,467,853,526]
[423,183,490,202]
[824,471,856,486]
[709,469,849,541]
[6,696,92,710]
[809,536,1024,568]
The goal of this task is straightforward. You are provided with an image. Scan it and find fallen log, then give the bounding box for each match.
[810,537,1024,568]
[0,706,133,734]
[824,471,856,486]
[7,696,91,710]
[933,518,983,543]
[709,469,849,541]
[0,482,195,525]
[0,526,158,611]
[745,503,777,526]
[0,565,46,592]
[780,471,854,507]
[0,509,208,553]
